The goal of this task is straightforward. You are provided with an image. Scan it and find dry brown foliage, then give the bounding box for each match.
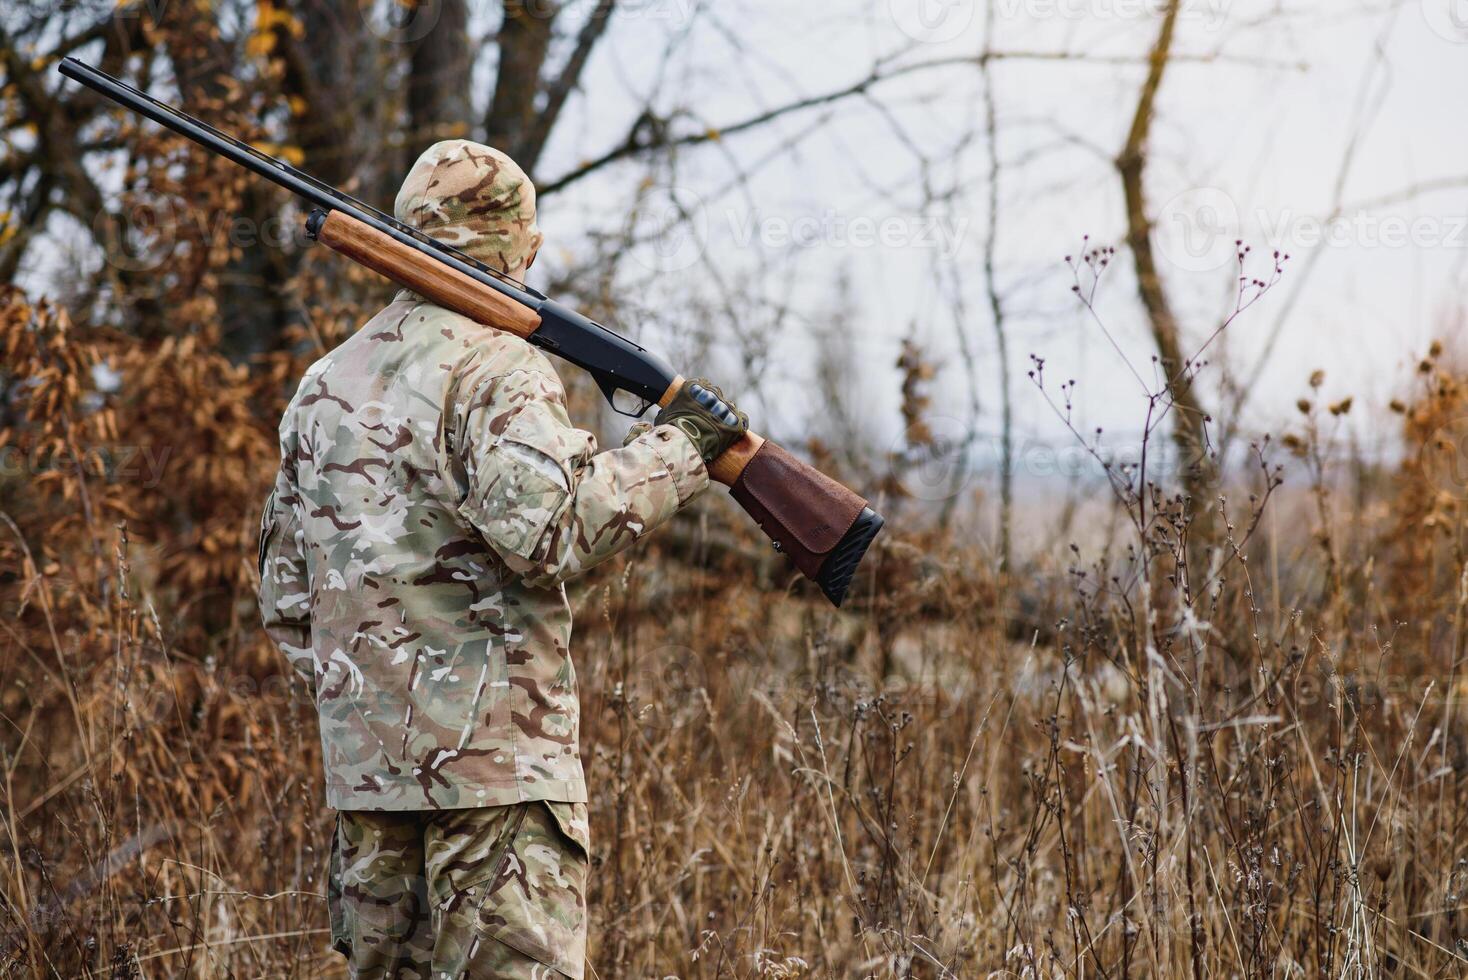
[2,27,1467,978]
[6,258,1468,979]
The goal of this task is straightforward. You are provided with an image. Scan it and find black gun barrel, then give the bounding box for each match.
[57,56,542,310]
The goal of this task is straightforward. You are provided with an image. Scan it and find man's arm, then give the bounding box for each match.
[257,461,315,690]
[454,365,709,589]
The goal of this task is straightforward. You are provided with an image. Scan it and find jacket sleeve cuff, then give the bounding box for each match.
[644,423,710,506]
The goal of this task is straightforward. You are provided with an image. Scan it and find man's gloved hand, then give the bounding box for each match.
[654,378,748,465]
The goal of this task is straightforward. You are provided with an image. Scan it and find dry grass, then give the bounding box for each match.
[5,280,1468,980]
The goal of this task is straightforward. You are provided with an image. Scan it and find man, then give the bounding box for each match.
[257,140,746,979]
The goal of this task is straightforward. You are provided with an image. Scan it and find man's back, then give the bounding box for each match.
[273,294,587,809]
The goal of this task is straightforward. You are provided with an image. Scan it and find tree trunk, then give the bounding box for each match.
[484,0,559,163]
[279,0,363,188]
[1116,0,1213,513]
[407,0,472,146]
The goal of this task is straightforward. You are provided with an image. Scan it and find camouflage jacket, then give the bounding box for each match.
[257,293,708,809]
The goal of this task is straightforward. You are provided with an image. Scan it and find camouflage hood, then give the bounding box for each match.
[394,140,543,282]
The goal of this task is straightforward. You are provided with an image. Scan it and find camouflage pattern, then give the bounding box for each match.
[258,293,707,809]
[329,801,589,979]
[394,140,543,283]
[258,139,709,811]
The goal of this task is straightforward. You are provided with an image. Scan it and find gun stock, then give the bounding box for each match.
[725,441,884,606]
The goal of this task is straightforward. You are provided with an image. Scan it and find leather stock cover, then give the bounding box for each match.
[729,441,868,582]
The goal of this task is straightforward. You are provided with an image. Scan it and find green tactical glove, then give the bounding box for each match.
[654,378,748,464]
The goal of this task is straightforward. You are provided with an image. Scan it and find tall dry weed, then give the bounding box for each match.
[5,265,1468,978]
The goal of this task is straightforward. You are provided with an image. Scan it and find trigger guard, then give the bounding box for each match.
[595,375,654,417]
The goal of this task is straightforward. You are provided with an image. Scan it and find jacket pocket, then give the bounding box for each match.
[543,800,590,859]
[458,440,569,565]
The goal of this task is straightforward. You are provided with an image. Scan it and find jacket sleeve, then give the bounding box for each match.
[257,455,315,691]
[453,366,709,589]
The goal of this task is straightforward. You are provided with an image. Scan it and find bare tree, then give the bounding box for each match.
[980,1,1014,572]
[1116,0,1215,511]
[408,0,473,145]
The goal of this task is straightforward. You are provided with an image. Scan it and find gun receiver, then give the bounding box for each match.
[59,57,884,606]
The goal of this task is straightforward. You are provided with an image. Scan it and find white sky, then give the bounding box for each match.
[530,0,1468,469]
[19,0,1467,480]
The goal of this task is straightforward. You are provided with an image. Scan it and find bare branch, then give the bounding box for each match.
[515,0,618,174]
[539,47,1261,197]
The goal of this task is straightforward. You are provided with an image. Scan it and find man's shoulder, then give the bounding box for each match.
[367,295,552,382]
[413,304,564,400]
[278,298,566,442]
[298,297,561,390]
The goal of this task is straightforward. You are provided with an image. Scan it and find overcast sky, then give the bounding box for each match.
[19,0,1467,478]
[526,0,1468,468]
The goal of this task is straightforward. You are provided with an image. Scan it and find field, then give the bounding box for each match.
[1,5,1464,974]
[5,283,1468,978]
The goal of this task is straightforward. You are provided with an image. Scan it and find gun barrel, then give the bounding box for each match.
[57,56,541,311]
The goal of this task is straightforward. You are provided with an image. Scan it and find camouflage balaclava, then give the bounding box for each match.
[394,140,543,282]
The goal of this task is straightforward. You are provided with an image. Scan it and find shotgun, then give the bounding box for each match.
[59,57,884,606]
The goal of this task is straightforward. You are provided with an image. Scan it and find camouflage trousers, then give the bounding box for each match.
[328,801,590,979]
